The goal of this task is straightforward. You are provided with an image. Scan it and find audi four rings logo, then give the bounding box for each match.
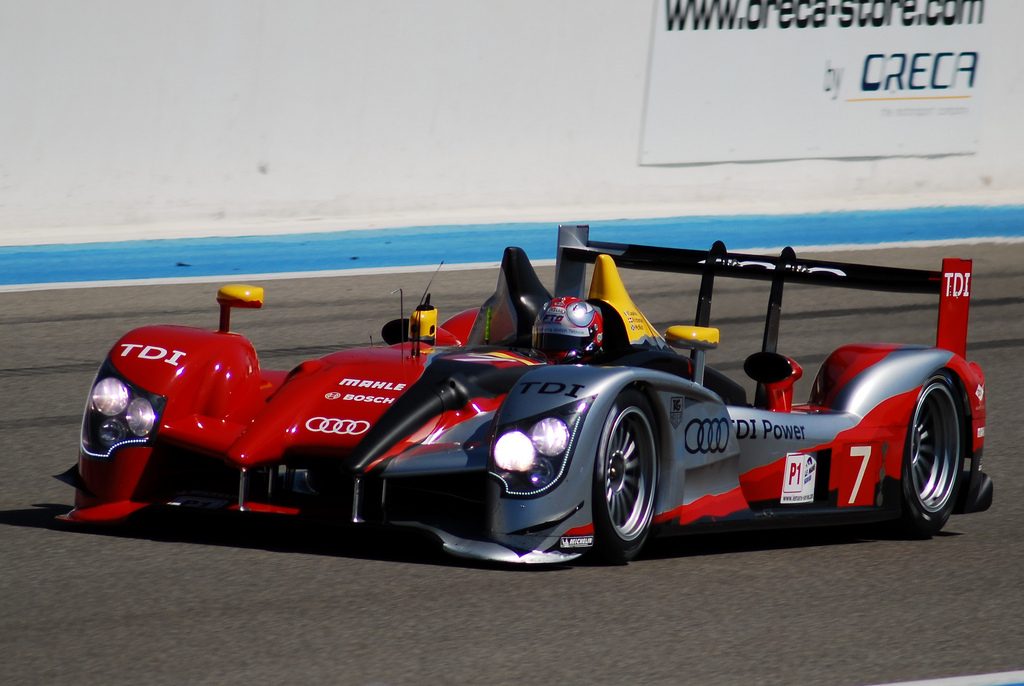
[305,417,371,435]
[684,418,729,454]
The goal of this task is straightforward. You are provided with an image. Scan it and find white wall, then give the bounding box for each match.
[1,1,1021,245]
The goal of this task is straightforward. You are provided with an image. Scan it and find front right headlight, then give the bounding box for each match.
[489,396,593,497]
[81,362,165,460]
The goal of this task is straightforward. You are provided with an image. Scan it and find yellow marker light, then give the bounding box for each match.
[665,325,720,350]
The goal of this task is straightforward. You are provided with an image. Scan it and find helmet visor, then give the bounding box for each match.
[533,331,588,353]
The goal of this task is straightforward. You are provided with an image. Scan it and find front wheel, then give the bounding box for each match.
[591,389,659,564]
[898,373,964,537]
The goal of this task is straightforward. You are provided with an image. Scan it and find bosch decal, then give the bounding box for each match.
[304,417,371,435]
[117,343,187,367]
[342,393,395,405]
[684,418,729,454]
[324,392,342,400]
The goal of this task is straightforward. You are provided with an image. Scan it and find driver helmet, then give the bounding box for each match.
[532,297,604,363]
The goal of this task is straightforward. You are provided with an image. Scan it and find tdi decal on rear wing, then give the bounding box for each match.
[553,224,972,358]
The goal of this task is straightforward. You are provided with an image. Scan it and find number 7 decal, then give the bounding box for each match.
[849,445,872,505]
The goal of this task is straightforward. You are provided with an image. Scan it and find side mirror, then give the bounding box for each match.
[665,325,720,351]
[743,351,796,385]
[217,284,264,333]
[381,318,409,345]
[665,325,720,386]
[744,352,804,412]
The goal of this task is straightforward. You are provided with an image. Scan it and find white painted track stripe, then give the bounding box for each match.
[867,670,1024,686]
[0,260,545,293]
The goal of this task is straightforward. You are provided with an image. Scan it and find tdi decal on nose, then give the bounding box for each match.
[118,343,187,367]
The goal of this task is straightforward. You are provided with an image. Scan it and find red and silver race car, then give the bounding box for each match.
[58,225,993,563]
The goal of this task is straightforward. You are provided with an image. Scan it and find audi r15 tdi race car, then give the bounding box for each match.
[57,225,993,564]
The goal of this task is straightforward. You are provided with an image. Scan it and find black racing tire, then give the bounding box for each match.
[898,372,965,537]
[591,388,659,564]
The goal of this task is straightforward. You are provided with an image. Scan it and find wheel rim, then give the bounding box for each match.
[909,381,960,513]
[602,407,657,541]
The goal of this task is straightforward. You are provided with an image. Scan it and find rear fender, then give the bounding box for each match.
[810,345,953,417]
[810,344,987,511]
[941,356,986,456]
[940,356,987,512]
[811,345,984,448]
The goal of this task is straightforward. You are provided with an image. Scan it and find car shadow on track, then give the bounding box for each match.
[3,503,961,570]
[1,503,568,573]
[633,524,962,564]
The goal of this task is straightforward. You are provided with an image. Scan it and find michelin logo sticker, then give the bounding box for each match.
[781,452,816,504]
[560,535,594,550]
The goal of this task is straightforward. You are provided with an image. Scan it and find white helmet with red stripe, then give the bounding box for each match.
[532,297,604,363]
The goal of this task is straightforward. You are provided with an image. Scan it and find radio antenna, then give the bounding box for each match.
[418,260,444,307]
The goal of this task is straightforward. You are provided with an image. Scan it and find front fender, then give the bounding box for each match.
[495,364,720,426]
[107,325,266,424]
[488,364,727,556]
[75,326,267,512]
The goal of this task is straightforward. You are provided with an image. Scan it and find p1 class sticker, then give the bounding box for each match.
[780,452,816,504]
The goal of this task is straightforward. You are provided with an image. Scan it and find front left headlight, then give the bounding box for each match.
[489,396,593,497]
[81,362,166,460]
[91,377,130,416]
[125,397,157,436]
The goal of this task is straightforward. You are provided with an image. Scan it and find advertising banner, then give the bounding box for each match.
[641,0,987,163]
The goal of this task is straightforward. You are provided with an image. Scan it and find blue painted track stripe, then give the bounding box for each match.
[1,205,1022,287]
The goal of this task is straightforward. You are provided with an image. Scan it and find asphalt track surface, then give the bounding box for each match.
[1,242,1022,685]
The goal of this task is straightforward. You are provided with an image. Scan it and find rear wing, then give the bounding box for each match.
[553,224,972,358]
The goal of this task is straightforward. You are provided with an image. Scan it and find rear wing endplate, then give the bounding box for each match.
[554,225,972,358]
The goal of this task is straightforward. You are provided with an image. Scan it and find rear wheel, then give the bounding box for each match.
[592,389,659,564]
[899,373,964,537]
